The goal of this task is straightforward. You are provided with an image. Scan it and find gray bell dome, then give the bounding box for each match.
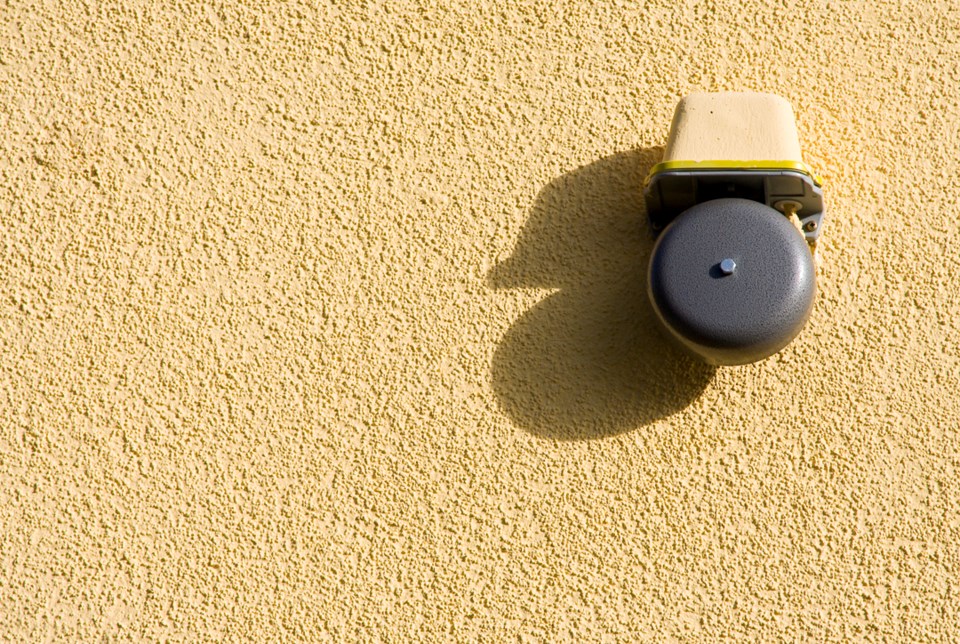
[647,198,816,366]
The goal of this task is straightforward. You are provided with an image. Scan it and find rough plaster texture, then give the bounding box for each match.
[1,0,959,640]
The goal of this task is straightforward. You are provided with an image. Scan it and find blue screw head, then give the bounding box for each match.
[719,258,737,276]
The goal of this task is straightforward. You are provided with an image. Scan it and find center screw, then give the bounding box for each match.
[719,258,737,275]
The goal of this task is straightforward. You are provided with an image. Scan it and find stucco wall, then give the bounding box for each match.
[2,0,959,640]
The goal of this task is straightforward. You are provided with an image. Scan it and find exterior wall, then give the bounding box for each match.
[1,0,959,640]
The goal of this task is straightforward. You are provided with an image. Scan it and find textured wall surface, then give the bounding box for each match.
[2,0,959,640]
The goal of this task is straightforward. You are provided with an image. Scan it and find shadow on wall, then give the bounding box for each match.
[488,148,716,441]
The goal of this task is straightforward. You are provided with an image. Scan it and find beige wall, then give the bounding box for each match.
[2,0,959,640]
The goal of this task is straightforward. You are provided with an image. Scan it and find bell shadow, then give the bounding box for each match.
[488,148,716,440]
